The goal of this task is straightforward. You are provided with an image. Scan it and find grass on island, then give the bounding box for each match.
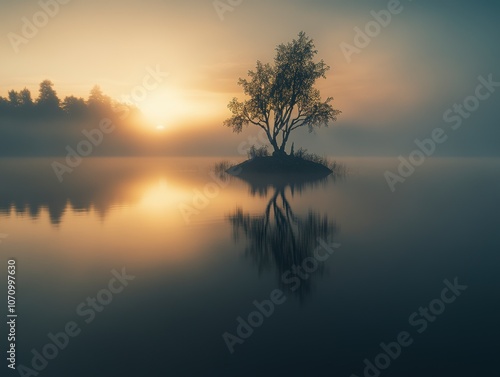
[213,145,347,178]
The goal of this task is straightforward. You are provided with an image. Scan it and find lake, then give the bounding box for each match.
[0,157,498,376]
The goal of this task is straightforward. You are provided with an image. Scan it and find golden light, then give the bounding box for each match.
[138,88,192,127]
[137,87,228,129]
[138,178,192,212]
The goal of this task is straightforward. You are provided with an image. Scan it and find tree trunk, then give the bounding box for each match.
[266,130,287,157]
[270,139,280,154]
[279,131,291,156]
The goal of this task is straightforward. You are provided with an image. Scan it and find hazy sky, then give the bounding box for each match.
[1,0,499,156]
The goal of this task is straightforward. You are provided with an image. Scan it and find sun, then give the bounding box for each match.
[137,87,226,130]
[138,88,190,126]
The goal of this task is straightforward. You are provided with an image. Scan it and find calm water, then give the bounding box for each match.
[0,157,499,377]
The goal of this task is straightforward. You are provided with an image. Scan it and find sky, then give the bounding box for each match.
[1,0,499,156]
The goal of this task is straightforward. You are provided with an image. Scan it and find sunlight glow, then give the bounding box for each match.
[139,179,190,211]
[138,89,191,126]
[137,87,226,130]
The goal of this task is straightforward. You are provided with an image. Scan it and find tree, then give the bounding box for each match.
[8,90,21,107]
[0,95,10,114]
[87,85,112,114]
[224,32,341,156]
[0,96,8,109]
[36,80,60,111]
[19,88,34,108]
[62,96,87,116]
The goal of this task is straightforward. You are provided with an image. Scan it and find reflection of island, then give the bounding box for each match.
[228,176,339,299]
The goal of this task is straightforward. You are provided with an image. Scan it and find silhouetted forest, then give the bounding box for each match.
[0,80,170,156]
[0,80,136,119]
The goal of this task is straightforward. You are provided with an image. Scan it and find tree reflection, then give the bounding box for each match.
[228,179,339,300]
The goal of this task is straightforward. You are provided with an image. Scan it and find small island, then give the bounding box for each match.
[223,32,342,179]
[226,149,337,186]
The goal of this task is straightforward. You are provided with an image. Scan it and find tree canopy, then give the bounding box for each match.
[37,80,60,111]
[0,80,137,119]
[224,32,341,156]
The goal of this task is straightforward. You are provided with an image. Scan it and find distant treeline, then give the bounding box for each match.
[0,80,138,119]
[0,80,170,157]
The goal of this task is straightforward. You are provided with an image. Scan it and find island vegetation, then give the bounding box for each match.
[224,32,342,177]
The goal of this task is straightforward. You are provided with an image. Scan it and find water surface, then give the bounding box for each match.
[0,157,498,376]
